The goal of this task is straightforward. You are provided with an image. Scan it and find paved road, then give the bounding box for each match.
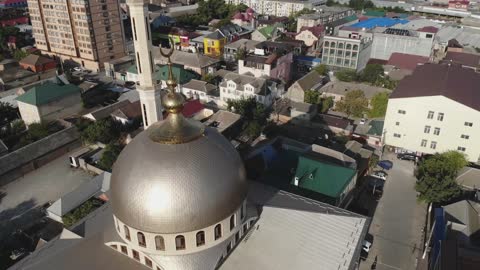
[360,152,427,270]
[0,150,92,224]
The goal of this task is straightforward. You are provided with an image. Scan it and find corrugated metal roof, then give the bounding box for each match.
[16,82,80,106]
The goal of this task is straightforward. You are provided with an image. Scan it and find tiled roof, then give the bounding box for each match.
[387,53,429,71]
[19,54,55,66]
[390,63,480,111]
[417,26,439,33]
[294,70,325,92]
[16,82,80,106]
[298,25,324,37]
[182,79,216,93]
[444,51,480,68]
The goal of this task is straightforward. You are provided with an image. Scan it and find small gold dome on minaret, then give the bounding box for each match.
[148,40,204,144]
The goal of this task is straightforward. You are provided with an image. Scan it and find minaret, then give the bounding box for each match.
[127,0,162,127]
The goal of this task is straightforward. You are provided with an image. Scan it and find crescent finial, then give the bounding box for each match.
[160,37,175,58]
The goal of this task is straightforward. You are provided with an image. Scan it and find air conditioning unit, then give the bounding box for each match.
[293,177,299,186]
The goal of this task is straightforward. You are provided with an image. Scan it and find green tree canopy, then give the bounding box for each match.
[0,101,19,126]
[227,98,271,137]
[13,49,29,61]
[335,90,368,117]
[415,151,467,204]
[176,0,248,27]
[335,69,358,82]
[98,143,124,172]
[320,96,334,113]
[368,91,389,118]
[359,64,384,84]
[314,64,329,76]
[348,0,375,10]
[81,118,120,144]
[304,90,320,104]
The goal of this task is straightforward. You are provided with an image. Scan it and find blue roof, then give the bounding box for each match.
[295,56,322,63]
[350,18,409,29]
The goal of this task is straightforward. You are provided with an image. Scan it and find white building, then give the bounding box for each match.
[225,0,325,17]
[384,64,480,163]
[219,72,275,107]
[322,36,372,71]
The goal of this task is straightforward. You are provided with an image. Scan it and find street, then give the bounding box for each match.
[359,152,427,270]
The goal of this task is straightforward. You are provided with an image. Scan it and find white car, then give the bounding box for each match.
[371,171,388,181]
[359,118,367,125]
[72,67,83,72]
[362,240,372,253]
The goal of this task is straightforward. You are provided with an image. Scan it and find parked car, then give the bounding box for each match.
[378,160,393,170]
[72,67,83,72]
[359,118,367,125]
[397,153,416,161]
[360,236,373,260]
[372,170,388,181]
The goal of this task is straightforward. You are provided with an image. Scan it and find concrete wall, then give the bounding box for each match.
[287,82,305,103]
[0,126,81,186]
[384,96,480,162]
[371,33,434,61]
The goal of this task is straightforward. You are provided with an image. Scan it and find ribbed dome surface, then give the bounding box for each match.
[110,124,248,234]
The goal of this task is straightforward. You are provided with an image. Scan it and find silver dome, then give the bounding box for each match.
[110,124,248,234]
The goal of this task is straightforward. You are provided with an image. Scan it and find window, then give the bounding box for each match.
[243,223,248,234]
[427,111,434,119]
[433,127,440,136]
[461,134,470,139]
[175,235,186,250]
[124,225,130,240]
[121,245,128,254]
[214,224,222,240]
[421,139,427,147]
[196,231,205,246]
[132,17,137,41]
[398,110,406,114]
[395,122,400,126]
[137,232,146,247]
[145,17,150,41]
[424,126,431,134]
[393,133,401,138]
[110,244,118,250]
[137,52,142,74]
[426,33,433,38]
[430,141,437,149]
[235,232,240,242]
[155,236,165,251]
[465,122,473,127]
[457,146,466,152]
[145,258,153,268]
[230,215,236,231]
[437,113,444,121]
[132,250,140,261]
[240,204,244,219]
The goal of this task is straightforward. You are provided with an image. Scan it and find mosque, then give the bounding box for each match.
[9,0,369,269]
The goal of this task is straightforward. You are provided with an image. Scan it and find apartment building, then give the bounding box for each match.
[238,52,293,83]
[28,0,126,71]
[219,71,275,107]
[384,64,480,163]
[321,36,372,71]
[226,0,325,17]
[296,6,355,32]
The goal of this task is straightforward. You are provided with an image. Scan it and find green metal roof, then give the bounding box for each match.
[127,64,199,84]
[367,120,384,136]
[293,155,356,198]
[364,10,386,17]
[16,82,80,106]
[344,14,358,23]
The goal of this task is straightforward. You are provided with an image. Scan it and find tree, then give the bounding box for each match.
[234,47,247,61]
[314,64,329,76]
[360,64,384,84]
[304,90,320,104]
[335,69,358,82]
[320,96,334,113]
[13,49,28,61]
[97,143,124,172]
[335,90,368,117]
[80,118,120,144]
[227,98,271,137]
[202,73,216,84]
[0,101,19,126]
[368,91,389,118]
[415,151,467,204]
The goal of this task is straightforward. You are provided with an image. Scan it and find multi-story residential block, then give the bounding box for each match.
[384,63,480,163]
[238,52,293,83]
[225,0,325,17]
[370,27,435,61]
[296,6,355,32]
[27,0,126,71]
[219,71,275,107]
[322,36,372,71]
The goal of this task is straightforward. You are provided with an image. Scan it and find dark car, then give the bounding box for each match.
[397,153,416,161]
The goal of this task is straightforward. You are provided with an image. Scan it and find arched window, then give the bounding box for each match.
[338,43,344,49]
[230,214,236,231]
[124,225,130,240]
[175,235,186,250]
[346,44,352,50]
[214,224,222,240]
[196,231,206,246]
[353,44,358,50]
[330,42,335,48]
[324,41,329,47]
[155,236,165,251]
[137,232,146,247]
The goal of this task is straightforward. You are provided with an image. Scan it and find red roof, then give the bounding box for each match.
[417,26,439,33]
[444,51,480,68]
[298,25,324,37]
[449,0,469,4]
[387,53,429,71]
[181,99,204,118]
[358,16,369,21]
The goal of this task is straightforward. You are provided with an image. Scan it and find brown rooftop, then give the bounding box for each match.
[390,63,480,111]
